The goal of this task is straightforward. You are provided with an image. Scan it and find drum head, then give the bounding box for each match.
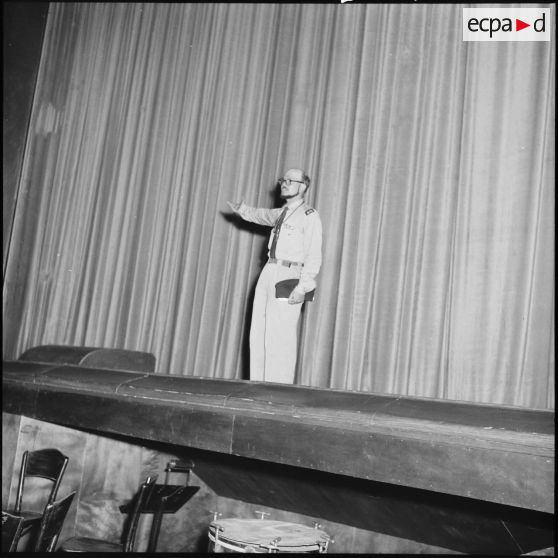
[209,518,330,552]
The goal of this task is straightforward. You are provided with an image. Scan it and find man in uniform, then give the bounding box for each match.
[227,168,322,384]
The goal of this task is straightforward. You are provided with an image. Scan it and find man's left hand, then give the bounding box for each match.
[288,289,305,305]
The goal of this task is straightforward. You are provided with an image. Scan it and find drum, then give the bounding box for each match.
[208,518,331,553]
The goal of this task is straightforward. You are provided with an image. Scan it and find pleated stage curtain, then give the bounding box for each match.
[3,3,554,409]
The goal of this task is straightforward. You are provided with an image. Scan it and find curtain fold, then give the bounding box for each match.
[3,3,554,409]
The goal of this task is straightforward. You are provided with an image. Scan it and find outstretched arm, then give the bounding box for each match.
[226,201,281,227]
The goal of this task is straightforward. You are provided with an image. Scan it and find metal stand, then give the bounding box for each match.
[119,460,199,552]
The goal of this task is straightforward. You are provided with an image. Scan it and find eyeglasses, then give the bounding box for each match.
[279,178,305,186]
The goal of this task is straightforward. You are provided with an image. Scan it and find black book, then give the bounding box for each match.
[275,279,315,301]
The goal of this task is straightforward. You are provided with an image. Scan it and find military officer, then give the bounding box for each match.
[227,168,322,384]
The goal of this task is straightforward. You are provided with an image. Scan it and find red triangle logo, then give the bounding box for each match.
[516,19,530,31]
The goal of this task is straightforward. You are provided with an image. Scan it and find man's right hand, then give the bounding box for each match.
[227,201,241,213]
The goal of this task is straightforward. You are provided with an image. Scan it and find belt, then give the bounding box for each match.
[268,258,303,268]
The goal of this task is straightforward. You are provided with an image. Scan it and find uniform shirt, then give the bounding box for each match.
[237,200,322,293]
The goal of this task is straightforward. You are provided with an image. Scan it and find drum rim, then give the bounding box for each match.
[208,522,328,552]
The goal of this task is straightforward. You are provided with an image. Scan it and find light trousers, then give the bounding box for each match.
[249,262,303,384]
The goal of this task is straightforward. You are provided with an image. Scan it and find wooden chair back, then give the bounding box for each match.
[33,491,76,552]
[1,511,25,552]
[15,448,69,514]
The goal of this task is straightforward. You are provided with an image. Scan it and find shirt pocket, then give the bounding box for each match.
[282,222,301,240]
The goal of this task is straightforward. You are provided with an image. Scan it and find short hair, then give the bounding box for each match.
[301,172,311,190]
